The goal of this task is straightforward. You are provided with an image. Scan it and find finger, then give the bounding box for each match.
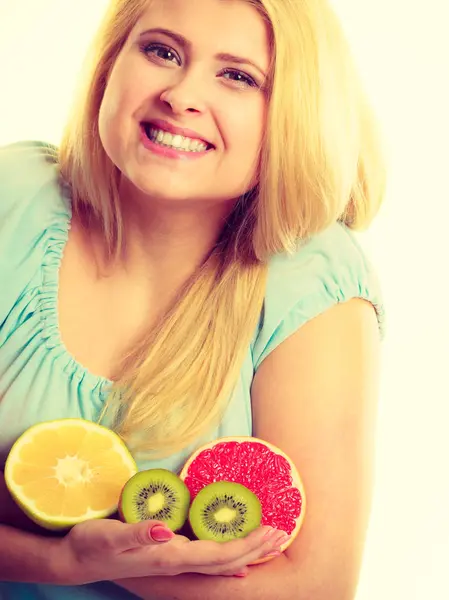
[113,520,175,551]
[219,528,290,574]
[221,567,250,578]
[216,526,285,565]
[172,534,191,545]
[184,526,280,570]
[233,570,249,578]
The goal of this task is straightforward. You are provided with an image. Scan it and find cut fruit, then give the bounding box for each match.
[180,436,306,563]
[4,419,137,531]
[189,480,262,542]
[119,469,190,531]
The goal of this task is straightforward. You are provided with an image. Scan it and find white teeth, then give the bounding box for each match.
[146,126,209,152]
[161,131,173,145]
[180,137,191,150]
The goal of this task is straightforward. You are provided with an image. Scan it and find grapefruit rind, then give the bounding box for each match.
[180,436,306,560]
[4,419,138,531]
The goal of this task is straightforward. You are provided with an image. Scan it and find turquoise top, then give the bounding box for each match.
[0,141,385,599]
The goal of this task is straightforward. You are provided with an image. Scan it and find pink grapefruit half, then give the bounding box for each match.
[180,436,306,563]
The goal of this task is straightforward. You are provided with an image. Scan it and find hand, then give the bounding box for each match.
[56,518,286,585]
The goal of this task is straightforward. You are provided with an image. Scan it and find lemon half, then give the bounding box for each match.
[4,419,137,530]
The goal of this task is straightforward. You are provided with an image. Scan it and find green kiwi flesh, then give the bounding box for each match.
[189,481,262,542]
[120,468,190,531]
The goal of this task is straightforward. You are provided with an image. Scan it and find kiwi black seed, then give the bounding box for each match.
[188,481,262,542]
[120,468,190,531]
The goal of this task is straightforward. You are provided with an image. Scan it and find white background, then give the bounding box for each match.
[1,1,448,598]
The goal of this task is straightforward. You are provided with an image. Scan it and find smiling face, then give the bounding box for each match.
[98,0,271,210]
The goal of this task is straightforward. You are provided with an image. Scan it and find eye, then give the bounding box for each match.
[142,43,180,65]
[220,69,258,88]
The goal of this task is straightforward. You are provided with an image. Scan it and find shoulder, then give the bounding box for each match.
[0,139,59,186]
[0,139,69,222]
[0,139,63,219]
[252,221,385,370]
[0,140,70,323]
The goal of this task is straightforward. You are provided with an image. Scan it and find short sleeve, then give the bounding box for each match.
[0,140,67,324]
[0,140,59,208]
[251,222,386,371]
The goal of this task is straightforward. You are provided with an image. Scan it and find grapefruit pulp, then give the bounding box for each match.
[180,436,306,562]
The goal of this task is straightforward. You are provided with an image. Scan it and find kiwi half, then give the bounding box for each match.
[189,481,262,542]
[119,469,190,531]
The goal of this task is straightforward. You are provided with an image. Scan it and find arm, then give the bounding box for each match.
[0,470,55,535]
[0,469,280,586]
[0,524,65,584]
[0,471,69,583]
[116,297,381,599]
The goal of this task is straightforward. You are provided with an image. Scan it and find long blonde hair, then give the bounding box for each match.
[59,0,386,458]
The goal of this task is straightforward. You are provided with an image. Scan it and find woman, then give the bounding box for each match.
[0,0,386,598]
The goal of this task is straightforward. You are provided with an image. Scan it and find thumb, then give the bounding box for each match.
[117,520,175,551]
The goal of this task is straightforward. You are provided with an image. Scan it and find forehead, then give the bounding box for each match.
[134,0,271,68]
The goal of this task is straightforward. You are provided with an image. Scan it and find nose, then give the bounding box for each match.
[159,73,208,115]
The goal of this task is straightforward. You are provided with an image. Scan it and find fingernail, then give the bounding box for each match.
[150,525,174,542]
[264,550,282,558]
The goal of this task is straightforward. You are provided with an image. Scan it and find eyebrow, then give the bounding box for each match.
[138,27,268,78]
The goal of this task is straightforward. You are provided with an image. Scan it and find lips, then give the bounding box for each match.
[141,118,215,148]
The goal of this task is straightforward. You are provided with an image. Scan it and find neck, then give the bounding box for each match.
[115,179,236,283]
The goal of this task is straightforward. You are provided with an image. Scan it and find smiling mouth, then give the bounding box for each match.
[142,123,214,153]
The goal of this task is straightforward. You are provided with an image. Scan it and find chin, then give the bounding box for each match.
[126,178,200,206]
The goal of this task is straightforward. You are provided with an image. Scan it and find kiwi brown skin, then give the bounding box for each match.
[118,469,190,532]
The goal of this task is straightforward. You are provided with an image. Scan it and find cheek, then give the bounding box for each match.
[100,82,129,129]
[99,75,140,156]
[228,101,265,165]
[99,59,145,128]
[98,90,118,159]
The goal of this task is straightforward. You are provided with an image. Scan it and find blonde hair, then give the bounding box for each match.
[58,0,386,458]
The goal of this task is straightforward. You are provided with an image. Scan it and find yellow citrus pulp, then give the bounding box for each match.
[4,419,137,530]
